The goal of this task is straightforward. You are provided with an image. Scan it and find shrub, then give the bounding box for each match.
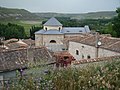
[8,59,120,90]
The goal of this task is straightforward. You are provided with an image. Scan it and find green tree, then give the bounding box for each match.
[100,22,117,37]
[112,8,120,37]
[30,26,42,40]
[0,23,26,40]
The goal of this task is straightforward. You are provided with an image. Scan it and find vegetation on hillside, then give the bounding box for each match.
[112,8,120,37]
[0,7,116,20]
[0,7,119,39]
[34,11,116,19]
[7,58,120,90]
[100,8,120,37]
[0,7,39,20]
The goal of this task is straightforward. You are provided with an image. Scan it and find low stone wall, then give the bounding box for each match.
[0,47,53,72]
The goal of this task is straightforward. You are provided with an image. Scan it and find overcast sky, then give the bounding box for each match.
[0,0,120,13]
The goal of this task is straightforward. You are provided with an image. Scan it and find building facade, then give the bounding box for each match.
[68,35,120,60]
[35,17,91,51]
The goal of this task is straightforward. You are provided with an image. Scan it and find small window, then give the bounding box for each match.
[76,50,79,55]
[82,46,84,48]
[79,30,82,32]
[87,55,91,59]
[62,48,65,50]
[59,27,61,30]
[50,40,56,43]
[82,55,84,59]
[64,56,69,60]
[45,27,47,30]
[67,31,70,32]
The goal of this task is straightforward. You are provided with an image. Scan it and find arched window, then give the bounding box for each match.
[76,50,79,55]
[50,40,56,43]
[87,55,91,59]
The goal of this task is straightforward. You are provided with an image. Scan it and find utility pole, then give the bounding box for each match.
[95,30,101,58]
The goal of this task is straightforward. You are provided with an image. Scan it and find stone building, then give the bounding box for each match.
[68,34,120,60]
[35,17,91,52]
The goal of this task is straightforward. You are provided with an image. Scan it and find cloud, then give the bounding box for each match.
[0,0,119,13]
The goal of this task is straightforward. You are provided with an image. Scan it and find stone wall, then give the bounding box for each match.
[35,34,64,51]
[0,47,53,72]
[43,34,64,45]
[42,34,64,51]
[35,34,43,46]
[69,41,120,60]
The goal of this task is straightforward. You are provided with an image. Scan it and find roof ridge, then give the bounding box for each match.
[107,41,120,48]
[80,35,93,42]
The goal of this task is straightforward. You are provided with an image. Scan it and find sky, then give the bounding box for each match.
[0,0,120,13]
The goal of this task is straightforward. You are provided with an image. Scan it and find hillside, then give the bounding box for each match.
[34,11,117,19]
[0,7,39,20]
[0,7,117,20]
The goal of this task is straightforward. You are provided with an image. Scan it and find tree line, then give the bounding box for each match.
[99,8,120,37]
[0,23,26,40]
[30,25,42,40]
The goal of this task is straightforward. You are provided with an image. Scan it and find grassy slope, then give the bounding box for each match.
[0,7,43,37]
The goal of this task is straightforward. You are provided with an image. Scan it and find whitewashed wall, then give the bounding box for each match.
[69,41,120,60]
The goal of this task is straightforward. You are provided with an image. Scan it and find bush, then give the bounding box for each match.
[8,59,120,90]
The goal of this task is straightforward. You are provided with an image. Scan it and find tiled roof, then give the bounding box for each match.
[63,34,90,46]
[43,17,62,26]
[35,29,64,35]
[35,26,91,35]
[5,41,28,49]
[62,26,90,34]
[0,48,28,72]
[4,39,35,50]
[22,39,35,47]
[4,38,18,44]
[54,51,74,56]
[107,41,120,53]
[67,34,120,53]
[0,47,54,72]
[0,47,5,51]
[35,29,46,34]
[43,30,64,35]
[73,55,120,65]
